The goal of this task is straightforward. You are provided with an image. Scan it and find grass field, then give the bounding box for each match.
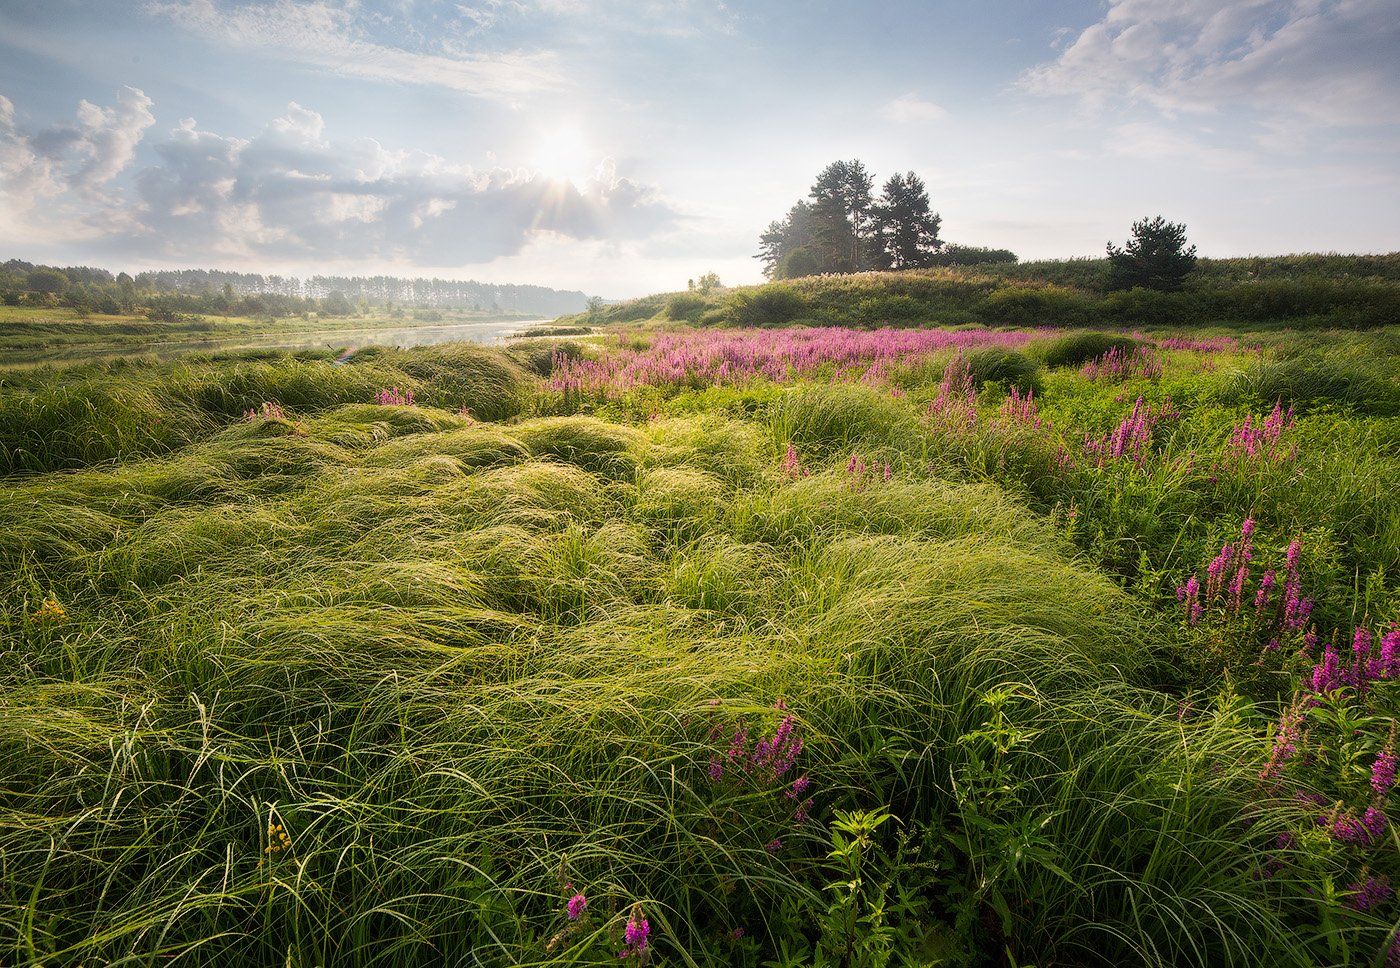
[0,306,544,366]
[2,315,1399,965]
[566,255,1400,332]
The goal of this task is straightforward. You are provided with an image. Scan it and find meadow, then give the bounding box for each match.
[571,255,1400,332]
[2,311,1399,965]
[0,305,544,367]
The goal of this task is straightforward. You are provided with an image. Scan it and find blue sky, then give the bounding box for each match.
[1,0,1396,296]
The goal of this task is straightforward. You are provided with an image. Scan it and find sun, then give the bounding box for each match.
[530,124,592,184]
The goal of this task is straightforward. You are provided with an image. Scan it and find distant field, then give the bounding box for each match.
[3,311,1398,964]
[0,305,547,366]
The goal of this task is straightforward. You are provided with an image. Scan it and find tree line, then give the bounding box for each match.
[756,160,1017,279]
[0,259,591,318]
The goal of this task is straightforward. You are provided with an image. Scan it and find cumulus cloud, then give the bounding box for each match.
[131,102,675,262]
[1021,0,1400,125]
[1,85,155,213]
[147,0,565,103]
[879,93,948,124]
[1,90,677,264]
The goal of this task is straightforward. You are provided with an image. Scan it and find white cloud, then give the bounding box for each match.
[2,86,678,266]
[879,93,948,124]
[1108,121,1258,172]
[0,94,59,202]
[1022,0,1400,125]
[1,85,154,209]
[147,0,565,103]
[69,86,157,190]
[2,91,675,265]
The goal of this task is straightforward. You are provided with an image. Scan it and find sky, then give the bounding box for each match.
[0,0,1397,297]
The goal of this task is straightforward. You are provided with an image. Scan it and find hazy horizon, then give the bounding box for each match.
[2,0,1397,298]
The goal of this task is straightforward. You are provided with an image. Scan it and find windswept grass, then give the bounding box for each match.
[1,317,1397,966]
[0,344,530,474]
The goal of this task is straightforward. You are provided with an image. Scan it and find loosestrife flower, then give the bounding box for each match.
[1311,645,1342,693]
[1331,808,1387,847]
[243,401,286,421]
[1345,875,1393,912]
[566,891,587,921]
[781,444,808,478]
[1083,396,1174,468]
[998,386,1042,427]
[1176,576,1202,626]
[1226,401,1295,463]
[926,354,977,426]
[1373,743,1397,798]
[620,907,650,958]
[548,325,1040,400]
[1081,346,1162,382]
[375,386,414,406]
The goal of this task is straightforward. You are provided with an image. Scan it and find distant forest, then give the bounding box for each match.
[0,259,591,318]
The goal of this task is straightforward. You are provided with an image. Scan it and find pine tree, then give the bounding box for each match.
[756,201,821,279]
[1106,216,1198,292]
[873,172,941,269]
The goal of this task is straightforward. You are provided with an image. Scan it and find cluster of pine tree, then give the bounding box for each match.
[756,160,944,279]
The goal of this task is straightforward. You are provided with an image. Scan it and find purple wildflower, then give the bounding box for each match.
[1254,570,1276,612]
[619,910,650,958]
[567,892,587,921]
[1372,747,1396,798]
[1346,875,1393,912]
[1311,645,1342,694]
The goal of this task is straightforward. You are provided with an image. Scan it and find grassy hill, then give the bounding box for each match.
[575,253,1400,331]
[3,320,1399,964]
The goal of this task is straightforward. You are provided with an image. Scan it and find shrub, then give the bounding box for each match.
[854,294,925,323]
[1103,286,1198,326]
[723,285,809,327]
[1037,331,1139,368]
[965,347,1042,394]
[664,292,709,322]
[509,338,584,377]
[1227,356,1399,415]
[981,284,1092,326]
[928,244,1018,267]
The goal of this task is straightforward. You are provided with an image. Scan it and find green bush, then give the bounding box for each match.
[981,284,1092,326]
[965,347,1043,393]
[722,285,810,327]
[1037,331,1140,368]
[1103,287,1198,326]
[1227,355,1399,415]
[509,338,585,377]
[664,292,710,322]
[853,294,925,323]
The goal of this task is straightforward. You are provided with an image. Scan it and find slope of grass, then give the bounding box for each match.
[0,344,532,474]
[567,253,1400,332]
[2,320,1398,966]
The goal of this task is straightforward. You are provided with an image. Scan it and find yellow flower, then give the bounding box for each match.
[31,596,66,624]
[264,821,293,854]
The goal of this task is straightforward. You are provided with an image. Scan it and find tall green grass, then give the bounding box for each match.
[2,321,1397,965]
[0,344,529,474]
